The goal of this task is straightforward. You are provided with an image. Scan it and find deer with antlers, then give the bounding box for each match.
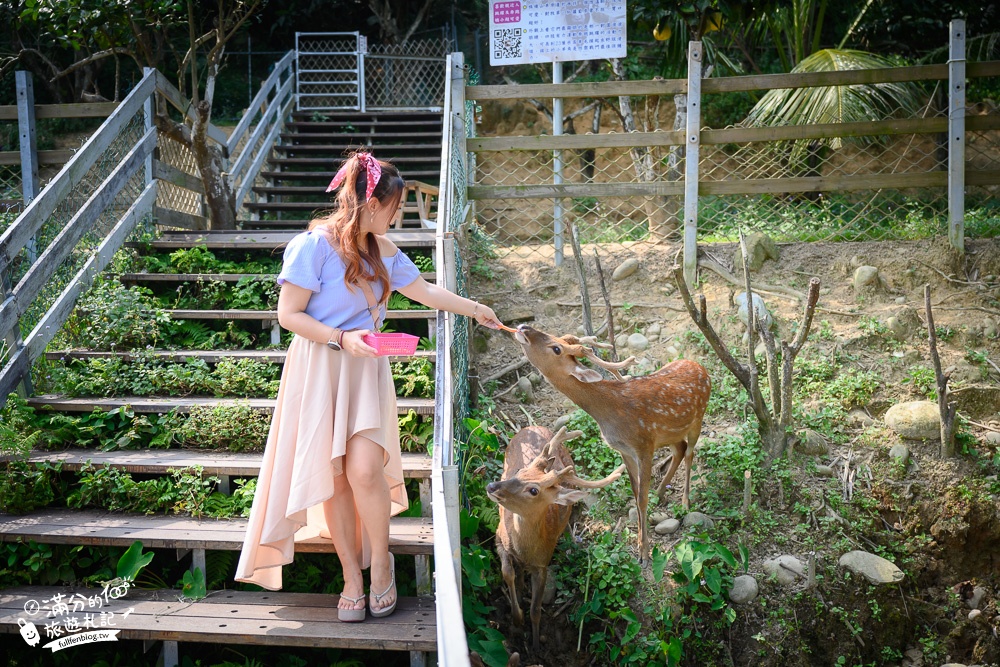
[487,425,625,652]
[512,325,711,564]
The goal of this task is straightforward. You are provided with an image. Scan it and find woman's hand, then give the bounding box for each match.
[472,303,504,330]
[342,329,378,357]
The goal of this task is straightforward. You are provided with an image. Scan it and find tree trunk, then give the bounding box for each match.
[192,103,237,230]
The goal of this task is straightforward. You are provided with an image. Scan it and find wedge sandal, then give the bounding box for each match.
[369,553,397,619]
[337,592,366,622]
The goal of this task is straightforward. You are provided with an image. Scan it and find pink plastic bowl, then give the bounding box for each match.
[362,332,420,356]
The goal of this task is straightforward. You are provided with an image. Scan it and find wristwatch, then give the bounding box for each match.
[326,329,344,351]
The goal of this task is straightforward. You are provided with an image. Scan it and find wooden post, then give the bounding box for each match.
[552,60,564,267]
[948,20,966,254]
[16,71,38,266]
[143,67,155,188]
[683,42,702,288]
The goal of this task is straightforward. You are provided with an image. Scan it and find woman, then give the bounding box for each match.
[235,152,501,621]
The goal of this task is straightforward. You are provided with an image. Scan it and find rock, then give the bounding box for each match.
[647,323,662,337]
[635,357,655,374]
[895,296,907,304]
[763,555,804,586]
[576,325,587,336]
[889,444,910,465]
[969,609,982,621]
[902,349,923,364]
[815,465,835,477]
[838,550,905,585]
[682,512,715,530]
[615,333,629,350]
[654,518,680,535]
[542,301,560,316]
[729,575,759,604]
[543,566,557,604]
[665,345,679,359]
[985,317,998,339]
[939,664,967,667]
[968,586,986,610]
[502,310,536,325]
[553,414,572,431]
[628,333,650,351]
[649,511,671,524]
[612,258,640,281]
[853,265,882,293]
[794,429,829,456]
[734,292,774,331]
[628,507,639,524]
[734,232,779,272]
[848,409,875,428]
[903,647,923,667]
[985,432,1000,447]
[515,376,535,403]
[886,306,921,340]
[884,401,941,440]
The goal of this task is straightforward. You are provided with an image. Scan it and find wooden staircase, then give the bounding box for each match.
[244,110,443,230]
[0,219,442,664]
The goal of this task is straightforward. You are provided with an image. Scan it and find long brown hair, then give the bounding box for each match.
[310,152,405,305]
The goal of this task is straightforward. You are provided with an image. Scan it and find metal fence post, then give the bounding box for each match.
[948,19,966,254]
[15,71,39,266]
[143,67,155,187]
[683,42,702,288]
[552,60,564,267]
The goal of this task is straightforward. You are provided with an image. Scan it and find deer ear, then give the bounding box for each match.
[570,364,603,383]
[553,488,588,506]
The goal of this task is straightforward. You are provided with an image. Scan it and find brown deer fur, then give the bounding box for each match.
[487,425,624,652]
[513,325,711,563]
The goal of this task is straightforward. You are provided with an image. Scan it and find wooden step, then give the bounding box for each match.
[258,171,440,184]
[266,155,442,166]
[45,349,436,365]
[272,144,442,153]
[119,271,435,284]
[164,308,432,321]
[26,395,435,415]
[13,449,432,479]
[0,586,436,651]
[127,230,436,250]
[250,185,442,201]
[290,119,443,128]
[0,508,433,554]
[240,220,432,230]
[280,132,442,141]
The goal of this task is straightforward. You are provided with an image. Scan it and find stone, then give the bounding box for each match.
[628,507,639,524]
[889,444,910,465]
[553,414,572,431]
[577,325,587,336]
[734,232,779,272]
[884,401,941,440]
[734,292,774,331]
[612,258,640,281]
[762,555,804,586]
[848,409,875,428]
[647,322,662,336]
[615,333,629,350]
[794,429,829,456]
[895,296,907,304]
[968,586,986,610]
[853,265,881,292]
[902,349,923,364]
[628,333,650,351]
[543,566,557,604]
[985,432,1000,447]
[502,310,536,325]
[528,372,543,387]
[729,575,759,604]
[649,511,671,524]
[838,550,905,585]
[542,301,560,316]
[814,465,835,477]
[682,512,715,531]
[515,376,535,403]
[665,345,679,359]
[654,518,680,535]
[969,609,982,621]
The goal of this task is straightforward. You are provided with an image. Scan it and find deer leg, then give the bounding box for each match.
[635,450,654,566]
[498,544,523,628]
[655,442,686,504]
[529,566,546,653]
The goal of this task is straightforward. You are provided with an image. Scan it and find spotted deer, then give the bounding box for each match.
[513,325,712,563]
[486,425,625,652]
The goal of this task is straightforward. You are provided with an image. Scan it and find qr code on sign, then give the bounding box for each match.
[494,28,523,60]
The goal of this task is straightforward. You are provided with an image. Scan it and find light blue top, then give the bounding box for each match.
[277,230,422,331]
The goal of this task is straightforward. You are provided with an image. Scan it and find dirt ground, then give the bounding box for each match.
[465,235,1000,666]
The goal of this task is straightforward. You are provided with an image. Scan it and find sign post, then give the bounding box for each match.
[488,1,627,265]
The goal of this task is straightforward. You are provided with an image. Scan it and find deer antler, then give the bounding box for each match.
[581,349,636,381]
[558,463,627,488]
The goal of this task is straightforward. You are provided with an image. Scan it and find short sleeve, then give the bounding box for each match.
[277,232,326,292]
[389,250,421,290]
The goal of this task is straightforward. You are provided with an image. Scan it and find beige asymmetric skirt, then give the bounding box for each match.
[234,335,408,591]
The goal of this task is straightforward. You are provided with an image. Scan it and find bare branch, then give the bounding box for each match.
[925,284,957,457]
[47,48,134,83]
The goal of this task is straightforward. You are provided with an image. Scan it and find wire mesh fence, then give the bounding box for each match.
[466,64,1000,262]
[0,117,22,212]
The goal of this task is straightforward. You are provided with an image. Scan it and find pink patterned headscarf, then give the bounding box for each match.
[326,152,382,200]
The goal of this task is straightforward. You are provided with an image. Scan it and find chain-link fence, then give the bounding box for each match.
[366,39,450,110]
[465,61,1000,262]
[0,116,22,213]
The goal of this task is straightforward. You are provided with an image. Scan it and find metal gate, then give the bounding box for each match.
[296,32,365,111]
[295,33,448,112]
